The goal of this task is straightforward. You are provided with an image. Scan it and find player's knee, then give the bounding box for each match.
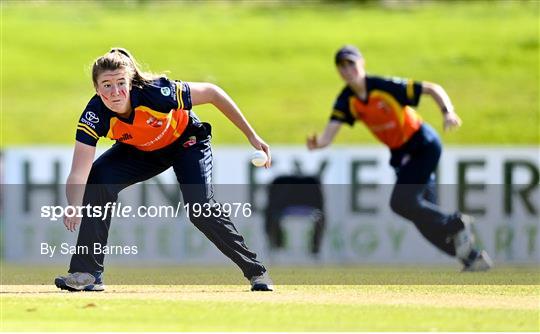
[187,214,205,227]
[87,161,111,184]
[427,137,442,159]
[389,195,403,216]
[85,164,120,202]
[184,201,224,227]
[389,192,414,217]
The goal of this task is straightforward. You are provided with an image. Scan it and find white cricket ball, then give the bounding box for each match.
[251,150,268,167]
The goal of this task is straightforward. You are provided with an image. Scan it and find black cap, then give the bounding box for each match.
[335,45,362,64]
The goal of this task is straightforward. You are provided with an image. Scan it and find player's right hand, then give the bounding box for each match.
[443,112,462,131]
[247,134,272,168]
[63,214,81,232]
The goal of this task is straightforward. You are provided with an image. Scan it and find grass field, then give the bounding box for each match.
[1,265,539,331]
[1,266,539,331]
[2,1,538,146]
[1,285,538,331]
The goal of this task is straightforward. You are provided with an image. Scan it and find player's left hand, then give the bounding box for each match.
[306,133,319,150]
[443,111,462,131]
[248,134,271,168]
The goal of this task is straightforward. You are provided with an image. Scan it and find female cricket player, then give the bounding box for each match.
[307,45,492,271]
[55,48,273,291]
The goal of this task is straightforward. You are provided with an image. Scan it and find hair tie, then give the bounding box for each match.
[110,48,130,58]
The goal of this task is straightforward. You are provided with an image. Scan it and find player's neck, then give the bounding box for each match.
[350,76,367,100]
[115,100,133,119]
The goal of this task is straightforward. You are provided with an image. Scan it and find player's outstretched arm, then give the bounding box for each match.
[422,81,462,131]
[307,121,342,150]
[188,82,271,168]
[64,141,96,232]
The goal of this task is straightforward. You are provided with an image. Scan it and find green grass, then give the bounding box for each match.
[1,288,537,331]
[1,281,539,331]
[1,265,539,331]
[2,1,538,146]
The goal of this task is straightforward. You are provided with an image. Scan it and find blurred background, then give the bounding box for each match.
[1,0,538,280]
[3,0,538,146]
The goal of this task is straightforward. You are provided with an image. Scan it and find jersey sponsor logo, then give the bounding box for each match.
[182,136,197,148]
[160,87,171,96]
[138,127,169,148]
[376,101,391,113]
[117,133,133,142]
[85,111,100,123]
[80,117,97,129]
[146,116,163,128]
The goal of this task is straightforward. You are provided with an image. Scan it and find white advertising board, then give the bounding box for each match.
[2,146,539,264]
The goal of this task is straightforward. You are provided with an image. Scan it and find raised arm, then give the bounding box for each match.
[306,121,342,150]
[64,141,96,231]
[188,82,271,167]
[422,81,462,131]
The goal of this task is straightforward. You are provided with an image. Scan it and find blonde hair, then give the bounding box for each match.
[92,47,163,88]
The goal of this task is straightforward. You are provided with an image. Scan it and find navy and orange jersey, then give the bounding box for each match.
[75,77,193,151]
[331,75,424,149]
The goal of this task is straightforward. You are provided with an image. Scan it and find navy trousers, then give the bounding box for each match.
[389,124,463,256]
[69,122,266,279]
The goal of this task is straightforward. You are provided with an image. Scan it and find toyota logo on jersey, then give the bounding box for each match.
[85,111,100,123]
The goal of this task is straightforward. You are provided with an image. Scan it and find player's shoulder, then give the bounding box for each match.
[336,85,354,100]
[368,74,409,89]
[137,76,177,100]
[82,94,109,118]
[79,95,111,135]
[143,76,175,92]
[85,94,103,109]
[333,85,354,112]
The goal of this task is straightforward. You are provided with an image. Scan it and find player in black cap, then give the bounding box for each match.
[307,45,493,271]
